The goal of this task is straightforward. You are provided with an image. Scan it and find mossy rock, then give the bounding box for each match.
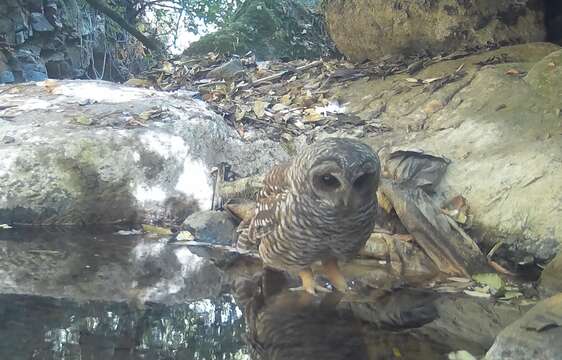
[184,0,336,60]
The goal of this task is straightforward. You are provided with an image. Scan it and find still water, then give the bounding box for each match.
[0,294,246,360]
[0,227,517,359]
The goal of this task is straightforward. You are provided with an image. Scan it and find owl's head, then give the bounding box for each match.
[296,138,380,211]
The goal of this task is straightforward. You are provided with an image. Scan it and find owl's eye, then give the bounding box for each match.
[353,173,374,189]
[319,174,341,189]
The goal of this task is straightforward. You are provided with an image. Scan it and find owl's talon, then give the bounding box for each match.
[289,284,331,295]
[321,258,349,293]
[292,268,330,295]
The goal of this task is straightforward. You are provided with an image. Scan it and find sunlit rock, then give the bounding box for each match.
[0,80,288,225]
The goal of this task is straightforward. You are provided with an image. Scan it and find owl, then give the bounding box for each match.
[237,137,380,295]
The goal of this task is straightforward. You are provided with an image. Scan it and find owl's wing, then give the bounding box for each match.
[237,162,290,251]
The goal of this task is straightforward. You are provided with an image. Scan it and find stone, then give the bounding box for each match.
[0,71,14,84]
[0,80,288,225]
[485,293,562,360]
[324,0,546,62]
[329,42,562,261]
[30,12,55,32]
[207,59,245,81]
[539,252,562,297]
[525,49,562,103]
[21,62,48,81]
[182,210,238,245]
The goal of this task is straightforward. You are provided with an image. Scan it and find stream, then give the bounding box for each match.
[0,228,528,359]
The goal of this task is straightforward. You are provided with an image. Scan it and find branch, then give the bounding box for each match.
[84,0,164,52]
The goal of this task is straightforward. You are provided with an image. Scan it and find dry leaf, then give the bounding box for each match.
[72,114,93,125]
[303,108,322,123]
[377,191,394,213]
[124,78,152,88]
[280,94,293,105]
[253,100,269,118]
[423,99,444,114]
[43,79,59,93]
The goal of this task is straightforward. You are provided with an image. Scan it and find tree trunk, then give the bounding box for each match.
[84,0,164,52]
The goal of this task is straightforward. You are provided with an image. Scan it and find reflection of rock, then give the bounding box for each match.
[182,210,238,245]
[485,293,562,360]
[324,0,546,62]
[0,227,223,304]
[0,80,288,225]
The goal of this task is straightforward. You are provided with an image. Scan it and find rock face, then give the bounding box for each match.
[323,0,546,61]
[0,0,89,83]
[485,293,562,360]
[329,42,562,262]
[0,80,288,225]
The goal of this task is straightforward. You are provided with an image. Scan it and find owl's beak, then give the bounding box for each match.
[337,183,352,208]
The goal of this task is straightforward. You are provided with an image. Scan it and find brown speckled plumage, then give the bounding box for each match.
[237,138,380,290]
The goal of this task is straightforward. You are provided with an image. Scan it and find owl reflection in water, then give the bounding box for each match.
[237,138,380,294]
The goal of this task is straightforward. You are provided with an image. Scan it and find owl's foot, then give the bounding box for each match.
[290,269,330,295]
[289,284,331,295]
[321,258,349,293]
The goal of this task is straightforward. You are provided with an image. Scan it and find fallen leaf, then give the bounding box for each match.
[142,224,172,235]
[253,100,269,118]
[472,273,504,293]
[176,231,195,241]
[505,68,522,76]
[463,289,491,298]
[72,115,94,125]
[124,78,152,88]
[303,108,322,123]
[423,99,444,114]
[405,77,421,83]
[280,94,293,105]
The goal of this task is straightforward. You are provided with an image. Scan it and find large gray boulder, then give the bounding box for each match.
[0,80,288,225]
[324,0,546,62]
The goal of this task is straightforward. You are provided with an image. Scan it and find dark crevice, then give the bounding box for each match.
[545,0,562,44]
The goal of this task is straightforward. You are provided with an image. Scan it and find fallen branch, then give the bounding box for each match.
[239,60,323,89]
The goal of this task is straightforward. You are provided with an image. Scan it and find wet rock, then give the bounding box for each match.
[0,80,288,225]
[324,0,546,62]
[182,211,237,245]
[485,293,562,360]
[30,12,54,32]
[539,252,562,297]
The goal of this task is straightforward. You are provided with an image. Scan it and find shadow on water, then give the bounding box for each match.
[0,227,522,359]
